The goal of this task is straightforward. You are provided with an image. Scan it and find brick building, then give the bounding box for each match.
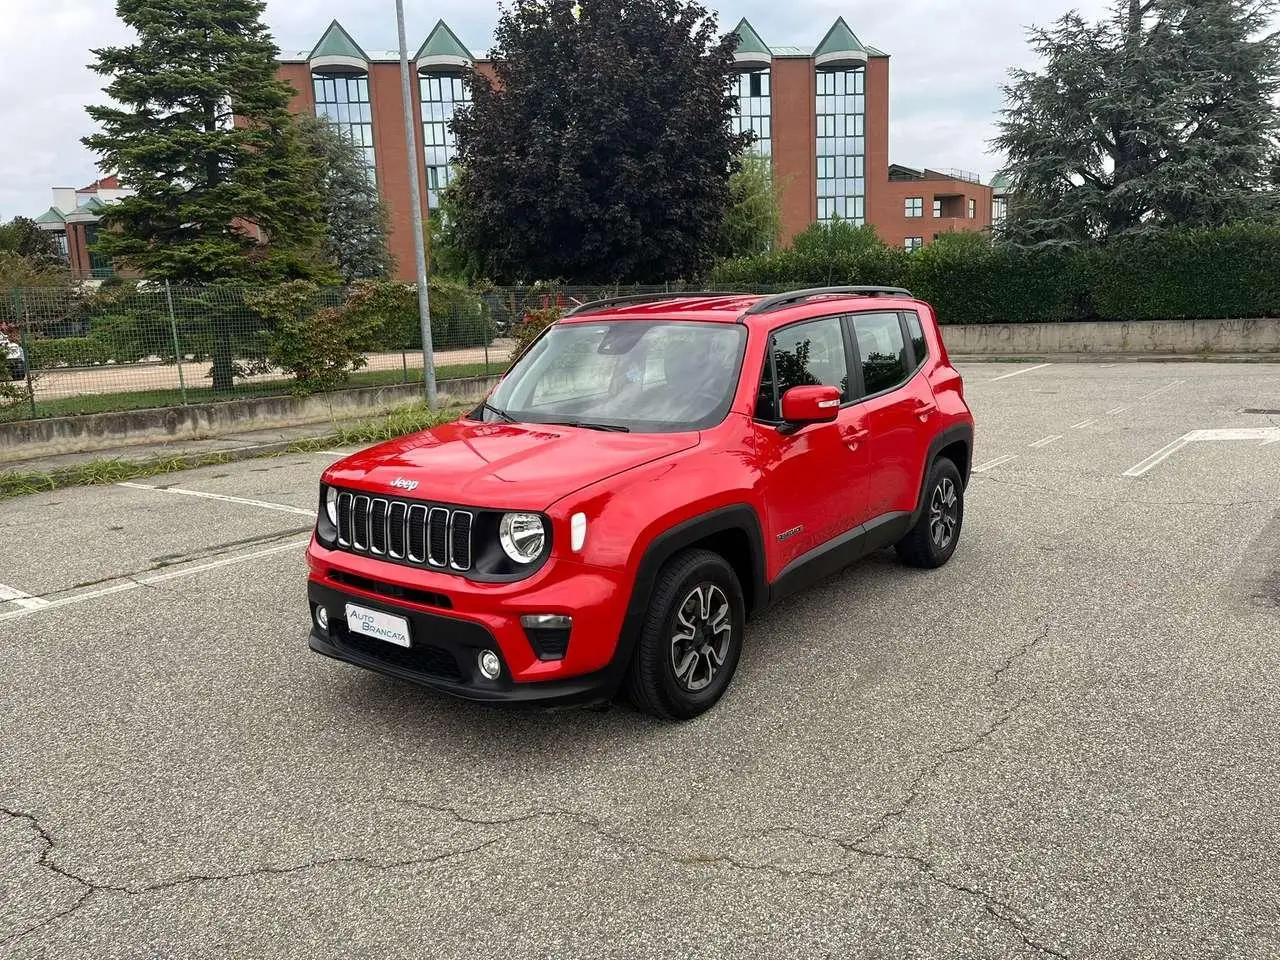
[276,17,993,281]
[33,175,133,279]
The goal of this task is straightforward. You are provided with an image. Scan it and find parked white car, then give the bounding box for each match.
[1,332,25,381]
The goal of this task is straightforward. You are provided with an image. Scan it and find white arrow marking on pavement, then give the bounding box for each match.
[1123,427,1280,477]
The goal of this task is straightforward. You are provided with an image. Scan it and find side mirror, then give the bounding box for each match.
[779,385,841,433]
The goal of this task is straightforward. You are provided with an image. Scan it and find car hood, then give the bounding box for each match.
[324,419,700,510]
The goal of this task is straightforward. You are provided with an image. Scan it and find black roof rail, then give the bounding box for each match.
[563,291,751,317]
[741,285,915,316]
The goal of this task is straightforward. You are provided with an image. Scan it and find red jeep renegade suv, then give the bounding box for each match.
[307,287,974,720]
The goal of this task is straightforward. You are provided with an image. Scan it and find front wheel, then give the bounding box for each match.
[624,549,746,720]
[895,457,964,569]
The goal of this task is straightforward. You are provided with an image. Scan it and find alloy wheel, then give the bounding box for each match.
[929,477,959,550]
[669,583,733,693]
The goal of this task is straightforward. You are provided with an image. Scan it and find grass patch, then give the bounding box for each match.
[0,452,241,500]
[2,360,498,423]
[0,403,465,501]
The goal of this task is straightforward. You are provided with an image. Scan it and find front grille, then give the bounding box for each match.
[335,491,473,573]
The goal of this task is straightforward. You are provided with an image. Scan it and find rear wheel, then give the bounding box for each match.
[895,457,964,569]
[624,549,745,721]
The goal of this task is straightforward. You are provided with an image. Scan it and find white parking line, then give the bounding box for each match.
[1136,379,1186,402]
[989,363,1051,382]
[0,584,52,611]
[1106,406,1127,415]
[0,539,311,623]
[118,482,315,517]
[1028,435,1062,449]
[1070,419,1096,429]
[973,455,1019,473]
[1121,428,1280,477]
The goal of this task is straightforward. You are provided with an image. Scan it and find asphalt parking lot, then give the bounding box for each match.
[3,360,1279,959]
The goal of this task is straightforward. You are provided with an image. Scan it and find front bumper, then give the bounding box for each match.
[306,544,635,705]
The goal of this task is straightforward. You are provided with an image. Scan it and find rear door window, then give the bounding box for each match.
[850,312,910,397]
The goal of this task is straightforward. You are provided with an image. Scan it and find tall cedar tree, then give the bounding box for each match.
[449,0,749,283]
[293,113,395,282]
[83,0,331,285]
[993,0,1280,246]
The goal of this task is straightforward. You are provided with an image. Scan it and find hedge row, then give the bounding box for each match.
[711,221,1280,325]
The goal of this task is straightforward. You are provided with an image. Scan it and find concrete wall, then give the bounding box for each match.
[2,376,498,465]
[941,318,1280,357]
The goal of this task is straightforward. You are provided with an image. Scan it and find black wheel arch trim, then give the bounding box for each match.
[609,504,767,696]
[910,422,974,526]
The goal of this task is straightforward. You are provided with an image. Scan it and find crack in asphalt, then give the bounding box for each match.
[385,721,1069,959]
[5,702,1063,956]
[992,626,1052,686]
[0,806,498,949]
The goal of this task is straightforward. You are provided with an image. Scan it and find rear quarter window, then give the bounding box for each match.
[904,311,928,370]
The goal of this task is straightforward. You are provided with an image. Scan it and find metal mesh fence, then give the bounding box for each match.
[0,281,774,424]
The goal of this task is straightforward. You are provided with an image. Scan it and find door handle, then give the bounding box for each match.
[915,400,938,419]
[842,427,869,449]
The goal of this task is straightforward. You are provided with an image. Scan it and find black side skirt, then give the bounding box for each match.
[767,511,913,605]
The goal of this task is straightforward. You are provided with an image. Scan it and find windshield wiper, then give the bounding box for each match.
[478,400,515,423]
[545,419,631,433]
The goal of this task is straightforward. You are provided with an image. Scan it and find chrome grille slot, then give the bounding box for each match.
[406,505,428,563]
[450,512,473,570]
[427,507,449,567]
[387,502,407,558]
[330,489,476,576]
[351,496,370,550]
[369,498,389,555]
[337,493,353,546]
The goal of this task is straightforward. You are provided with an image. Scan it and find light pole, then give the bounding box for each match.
[395,0,438,411]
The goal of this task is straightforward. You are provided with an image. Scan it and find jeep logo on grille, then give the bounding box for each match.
[389,477,419,492]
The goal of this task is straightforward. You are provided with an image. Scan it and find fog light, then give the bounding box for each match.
[478,650,502,680]
[314,605,329,631]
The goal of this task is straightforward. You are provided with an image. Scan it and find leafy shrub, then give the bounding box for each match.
[512,306,561,355]
[246,281,380,391]
[712,219,908,288]
[29,337,115,368]
[341,278,494,351]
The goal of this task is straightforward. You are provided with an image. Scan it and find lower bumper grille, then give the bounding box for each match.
[334,622,465,683]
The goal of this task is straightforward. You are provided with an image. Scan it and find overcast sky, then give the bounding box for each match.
[1,0,1121,218]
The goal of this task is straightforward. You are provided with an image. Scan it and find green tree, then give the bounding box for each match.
[449,0,749,283]
[0,217,63,265]
[717,152,781,259]
[83,0,335,389]
[993,0,1280,246]
[293,113,395,282]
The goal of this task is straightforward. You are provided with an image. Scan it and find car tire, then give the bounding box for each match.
[624,548,746,721]
[895,456,964,569]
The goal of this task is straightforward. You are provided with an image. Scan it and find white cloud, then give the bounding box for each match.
[0,0,1120,217]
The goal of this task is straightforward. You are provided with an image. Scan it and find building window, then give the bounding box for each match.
[816,68,866,225]
[904,237,923,252]
[968,198,977,219]
[932,199,942,218]
[993,196,1008,227]
[84,225,112,277]
[313,72,376,179]
[905,197,923,218]
[732,70,771,157]
[421,73,470,207]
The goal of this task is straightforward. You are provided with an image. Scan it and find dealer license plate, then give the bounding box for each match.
[345,604,411,648]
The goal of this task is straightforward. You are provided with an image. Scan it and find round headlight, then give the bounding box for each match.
[324,486,339,526]
[499,512,547,564]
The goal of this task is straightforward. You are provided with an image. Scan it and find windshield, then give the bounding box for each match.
[481,320,747,433]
